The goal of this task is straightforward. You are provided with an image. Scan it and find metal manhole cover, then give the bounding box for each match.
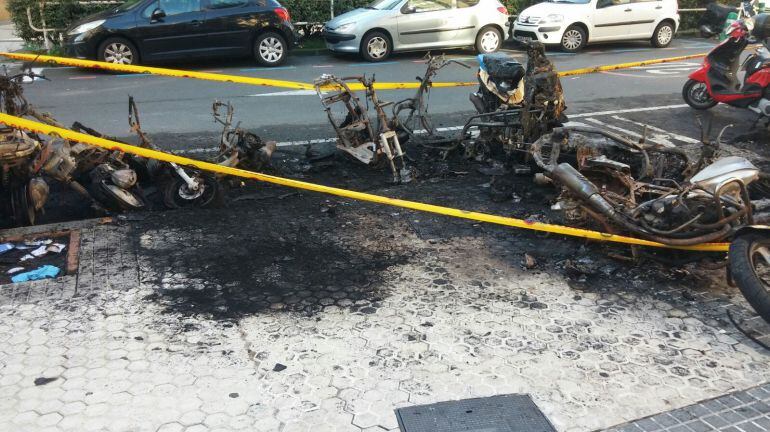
[396,394,556,432]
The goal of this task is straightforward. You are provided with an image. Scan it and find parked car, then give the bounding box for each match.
[512,0,680,52]
[322,0,510,62]
[63,0,299,66]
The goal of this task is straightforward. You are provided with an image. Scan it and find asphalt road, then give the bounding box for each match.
[13,36,721,143]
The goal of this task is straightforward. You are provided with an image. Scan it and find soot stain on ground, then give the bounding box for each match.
[133,192,414,321]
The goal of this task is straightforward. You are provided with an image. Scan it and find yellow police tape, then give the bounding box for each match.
[0,111,729,252]
[0,52,472,91]
[0,51,708,90]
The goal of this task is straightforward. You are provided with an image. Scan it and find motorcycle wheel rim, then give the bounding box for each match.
[688,82,713,105]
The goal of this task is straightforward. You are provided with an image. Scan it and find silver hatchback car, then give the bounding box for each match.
[323,0,510,61]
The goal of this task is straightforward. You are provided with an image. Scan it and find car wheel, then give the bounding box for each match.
[475,26,502,54]
[652,21,675,48]
[98,37,139,65]
[361,31,391,62]
[254,32,287,66]
[560,25,586,52]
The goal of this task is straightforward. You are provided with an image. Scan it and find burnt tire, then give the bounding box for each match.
[254,32,288,66]
[361,31,392,62]
[475,26,502,54]
[98,37,139,65]
[730,231,770,323]
[560,25,586,52]
[651,21,675,48]
[682,79,717,110]
[162,173,222,209]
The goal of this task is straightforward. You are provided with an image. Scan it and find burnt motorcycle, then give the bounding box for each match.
[463,37,567,161]
[530,120,770,323]
[315,74,410,183]
[530,122,760,246]
[212,100,276,173]
[0,70,52,225]
[42,128,147,212]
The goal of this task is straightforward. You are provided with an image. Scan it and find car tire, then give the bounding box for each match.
[560,25,586,52]
[254,32,288,66]
[651,21,675,48]
[475,26,502,54]
[361,31,392,62]
[98,37,139,65]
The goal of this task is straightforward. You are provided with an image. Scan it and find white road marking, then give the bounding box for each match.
[584,117,675,147]
[173,103,695,152]
[248,90,320,97]
[611,115,702,144]
[569,104,689,118]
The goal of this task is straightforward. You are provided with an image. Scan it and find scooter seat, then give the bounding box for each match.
[706,2,738,18]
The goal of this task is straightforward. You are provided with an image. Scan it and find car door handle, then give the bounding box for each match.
[624,8,632,11]
[191,20,202,26]
[655,5,662,8]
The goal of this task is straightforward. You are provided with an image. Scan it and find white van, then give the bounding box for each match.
[512,0,680,52]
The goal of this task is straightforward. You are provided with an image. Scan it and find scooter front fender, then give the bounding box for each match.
[688,63,709,82]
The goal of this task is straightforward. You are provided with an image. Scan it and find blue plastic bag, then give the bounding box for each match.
[11,265,60,283]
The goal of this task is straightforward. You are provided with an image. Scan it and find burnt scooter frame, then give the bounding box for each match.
[462,38,567,158]
[391,54,471,147]
[314,74,409,183]
[529,122,760,247]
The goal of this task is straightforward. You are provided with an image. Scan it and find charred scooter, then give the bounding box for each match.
[0,69,53,225]
[462,37,567,160]
[315,74,410,183]
[126,97,222,208]
[212,100,276,173]
[683,14,770,123]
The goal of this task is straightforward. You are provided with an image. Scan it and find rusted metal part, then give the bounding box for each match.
[391,53,470,149]
[66,230,80,275]
[314,74,409,183]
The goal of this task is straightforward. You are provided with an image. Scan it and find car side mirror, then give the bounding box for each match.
[151,8,166,22]
[401,3,416,13]
[596,0,613,8]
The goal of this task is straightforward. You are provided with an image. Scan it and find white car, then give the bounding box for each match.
[512,0,680,52]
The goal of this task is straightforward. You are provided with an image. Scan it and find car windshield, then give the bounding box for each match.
[365,0,403,9]
[546,0,590,3]
[115,0,145,11]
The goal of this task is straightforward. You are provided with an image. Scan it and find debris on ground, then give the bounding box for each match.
[10,264,60,283]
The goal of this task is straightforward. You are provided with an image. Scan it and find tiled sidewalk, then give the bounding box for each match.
[2,212,770,432]
[607,383,770,432]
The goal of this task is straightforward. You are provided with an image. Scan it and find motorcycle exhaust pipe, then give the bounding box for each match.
[549,163,618,218]
[549,162,732,246]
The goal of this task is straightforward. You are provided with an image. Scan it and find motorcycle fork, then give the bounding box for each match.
[129,96,201,191]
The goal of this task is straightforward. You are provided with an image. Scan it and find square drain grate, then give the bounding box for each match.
[396,394,556,432]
